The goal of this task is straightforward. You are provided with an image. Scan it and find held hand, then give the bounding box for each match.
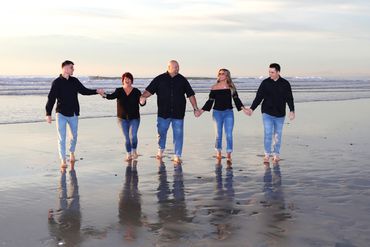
[243,107,252,116]
[46,116,52,124]
[289,111,295,121]
[140,96,146,105]
[195,109,203,118]
[96,88,105,96]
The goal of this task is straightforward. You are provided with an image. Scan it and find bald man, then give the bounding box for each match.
[141,60,200,163]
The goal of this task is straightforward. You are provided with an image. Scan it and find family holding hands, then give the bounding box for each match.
[46,60,295,169]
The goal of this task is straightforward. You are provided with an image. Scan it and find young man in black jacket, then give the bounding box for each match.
[45,60,104,168]
[246,63,295,163]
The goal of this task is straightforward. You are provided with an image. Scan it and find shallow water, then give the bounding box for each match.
[1,99,370,246]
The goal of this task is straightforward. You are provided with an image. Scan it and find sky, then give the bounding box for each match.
[0,0,369,77]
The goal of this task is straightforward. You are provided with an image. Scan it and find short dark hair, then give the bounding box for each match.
[269,63,281,72]
[61,60,74,68]
[122,72,134,83]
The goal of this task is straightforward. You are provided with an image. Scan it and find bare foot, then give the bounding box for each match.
[272,155,281,163]
[156,150,164,159]
[173,156,182,164]
[70,152,76,163]
[60,160,67,169]
[216,151,222,160]
[226,153,232,163]
[125,154,133,161]
[70,161,75,171]
[263,155,270,163]
[132,151,139,160]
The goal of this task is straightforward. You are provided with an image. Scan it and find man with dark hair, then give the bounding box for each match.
[45,60,105,168]
[140,60,200,164]
[246,63,295,163]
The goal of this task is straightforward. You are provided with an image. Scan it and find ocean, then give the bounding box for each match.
[0,75,369,124]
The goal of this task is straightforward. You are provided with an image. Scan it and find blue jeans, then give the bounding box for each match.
[118,118,140,153]
[212,109,234,153]
[262,113,285,156]
[157,117,184,157]
[56,113,78,160]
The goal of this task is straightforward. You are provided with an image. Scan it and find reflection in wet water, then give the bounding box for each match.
[48,169,82,246]
[261,163,291,243]
[43,161,296,246]
[118,160,142,241]
[154,160,190,244]
[209,161,237,240]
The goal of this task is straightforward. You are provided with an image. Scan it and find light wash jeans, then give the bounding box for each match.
[212,109,234,153]
[118,118,140,153]
[262,113,285,156]
[157,117,184,157]
[56,113,78,161]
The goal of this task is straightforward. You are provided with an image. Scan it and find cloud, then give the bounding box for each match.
[0,0,370,76]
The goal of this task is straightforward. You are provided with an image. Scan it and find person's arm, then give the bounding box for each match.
[103,88,119,100]
[142,77,159,99]
[232,90,244,111]
[138,90,146,106]
[189,95,199,111]
[76,79,99,95]
[249,81,265,115]
[184,78,200,115]
[141,90,152,99]
[45,80,58,123]
[201,90,215,112]
[286,82,295,120]
[140,77,157,104]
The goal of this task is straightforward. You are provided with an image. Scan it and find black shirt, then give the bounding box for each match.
[146,72,195,119]
[105,87,145,120]
[202,89,244,111]
[250,77,295,117]
[45,75,97,116]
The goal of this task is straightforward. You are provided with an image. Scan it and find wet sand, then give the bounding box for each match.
[1,99,370,247]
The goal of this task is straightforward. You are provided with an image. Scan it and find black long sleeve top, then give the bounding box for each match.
[250,77,295,117]
[105,87,145,120]
[145,72,195,119]
[202,89,244,111]
[45,75,97,116]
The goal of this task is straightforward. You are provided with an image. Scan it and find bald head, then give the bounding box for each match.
[167,60,179,77]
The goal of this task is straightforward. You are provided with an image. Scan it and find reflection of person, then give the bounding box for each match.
[45,60,104,168]
[246,63,295,163]
[48,169,82,246]
[198,69,248,163]
[140,60,200,163]
[155,161,188,242]
[118,160,142,241]
[263,164,286,220]
[103,73,146,161]
[211,160,235,240]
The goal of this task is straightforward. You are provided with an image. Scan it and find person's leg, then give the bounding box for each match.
[119,119,132,160]
[66,115,78,163]
[56,113,67,167]
[157,117,171,158]
[272,116,285,161]
[262,113,274,162]
[129,119,140,159]
[224,110,234,162]
[172,118,184,162]
[212,110,223,159]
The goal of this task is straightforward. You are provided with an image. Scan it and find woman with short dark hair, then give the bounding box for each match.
[103,72,146,161]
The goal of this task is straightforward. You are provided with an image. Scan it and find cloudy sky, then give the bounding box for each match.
[0,0,369,77]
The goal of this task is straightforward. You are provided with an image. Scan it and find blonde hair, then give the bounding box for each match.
[217,68,236,94]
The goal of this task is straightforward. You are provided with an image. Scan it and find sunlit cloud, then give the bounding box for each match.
[0,0,369,76]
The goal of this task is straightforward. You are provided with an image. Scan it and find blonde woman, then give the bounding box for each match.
[197,69,249,163]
